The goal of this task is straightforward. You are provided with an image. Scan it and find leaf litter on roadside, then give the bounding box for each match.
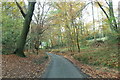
[2,52,49,78]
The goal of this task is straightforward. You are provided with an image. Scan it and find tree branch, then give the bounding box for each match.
[40,27,49,34]
[15,0,26,18]
[41,5,51,26]
[104,0,110,7]
[96,1,110,20]
[76,2,91,16]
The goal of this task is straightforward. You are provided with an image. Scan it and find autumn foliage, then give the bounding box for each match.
[2,52,49,78]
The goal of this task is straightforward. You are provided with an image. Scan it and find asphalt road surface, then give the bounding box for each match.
[42,53,89,78]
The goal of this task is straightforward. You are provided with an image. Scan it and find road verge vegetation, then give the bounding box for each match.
[51,41,119,78]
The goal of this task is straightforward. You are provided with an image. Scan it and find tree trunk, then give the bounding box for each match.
[109,0,118,32]
[14,2,36,57]
[76,29,80,52]
[92,1,96,41]
[97,0,118,32]
[118,2,120,61]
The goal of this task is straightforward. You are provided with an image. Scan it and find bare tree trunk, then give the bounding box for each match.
[76,28,80,52]
[109,0,118,32]
[14,2,36,57]
[96,0,118,32]
[92,1,96,41]
[35,38,40,55]
[118,2,120,60]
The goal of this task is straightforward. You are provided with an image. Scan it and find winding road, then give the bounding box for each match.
[42,53,89,78]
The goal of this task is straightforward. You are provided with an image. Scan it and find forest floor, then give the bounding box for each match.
[51,43,119,78]
[64,55,119,78]
[2,50,49,78]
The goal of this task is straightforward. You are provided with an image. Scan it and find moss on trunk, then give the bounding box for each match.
[14,2,36,57]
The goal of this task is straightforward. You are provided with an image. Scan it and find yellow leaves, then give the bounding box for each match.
[2,53,48,78]
[50,1,87,30]
[54,2,85,19]
[9,2,16,7]
[102,24,110,33]
[19,1,23,5]
[12,9,17,13]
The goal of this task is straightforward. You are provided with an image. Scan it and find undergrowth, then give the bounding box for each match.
[73,41,119,69]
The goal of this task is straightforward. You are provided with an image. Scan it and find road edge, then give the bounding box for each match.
[63,55,91,78]
[40,52,52,78]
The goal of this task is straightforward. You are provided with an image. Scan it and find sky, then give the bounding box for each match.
[1,0,119,7]
[24,0,120,29]
[84,0,119,22]
[23,0,120,14]
[3,0,119,27]
[24,0,120,6]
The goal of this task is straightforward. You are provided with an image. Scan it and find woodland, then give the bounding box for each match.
[1,0,120,78]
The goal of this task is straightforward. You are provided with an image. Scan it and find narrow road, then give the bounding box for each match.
[42,53,88,78]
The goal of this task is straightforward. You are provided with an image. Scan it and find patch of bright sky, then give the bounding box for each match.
[24,0,119,19]
[24,0,119,29]
[82,0,119,27]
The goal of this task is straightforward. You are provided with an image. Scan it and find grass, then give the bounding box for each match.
[50,47,69,53]
[73,43,119,69]
[49,37,119,69]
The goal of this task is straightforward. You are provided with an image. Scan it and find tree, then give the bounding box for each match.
[96,0,118,33]
[2,2,24,54]
[14,1,36,57]
[91,1,96,41]
[118,2,120,55]
[46,2,86,52]
[32,1,51,54]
